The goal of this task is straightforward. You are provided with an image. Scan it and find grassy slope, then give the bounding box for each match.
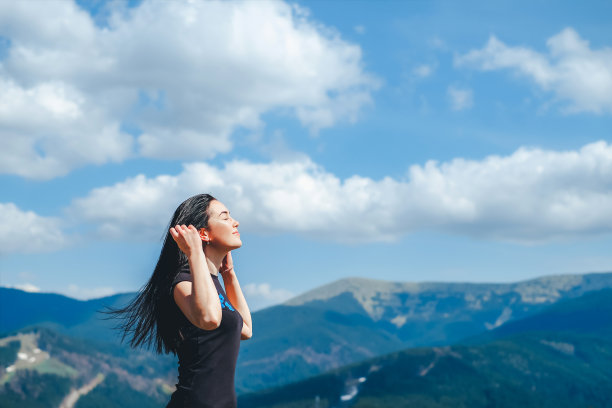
[239,289,612,408]
[0,327,174,407]
[239,332,612,408]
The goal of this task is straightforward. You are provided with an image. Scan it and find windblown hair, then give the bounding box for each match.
[103,193,216,355]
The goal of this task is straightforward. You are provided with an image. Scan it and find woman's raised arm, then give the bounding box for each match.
[170,225,222,330]
[221,252,253,340]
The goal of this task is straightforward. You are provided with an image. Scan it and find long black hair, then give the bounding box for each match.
[103,193,216,355]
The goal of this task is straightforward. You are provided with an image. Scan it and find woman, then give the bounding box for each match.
[107,193,252,408]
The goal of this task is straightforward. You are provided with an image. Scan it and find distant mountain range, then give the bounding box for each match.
[0,288,133,344]
[1,271,612,405]
[236,271,612,391]
[239,288,612,408]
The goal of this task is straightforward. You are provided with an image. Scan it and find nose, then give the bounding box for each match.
[233,218,239,228]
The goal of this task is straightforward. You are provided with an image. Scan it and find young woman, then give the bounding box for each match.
[108,193,252,408]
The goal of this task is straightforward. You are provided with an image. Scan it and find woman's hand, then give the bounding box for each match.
[220,251,234,275]
[170,224,203,259]
[219,250,252,339]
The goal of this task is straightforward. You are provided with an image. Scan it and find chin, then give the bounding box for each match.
[230,237,242,250]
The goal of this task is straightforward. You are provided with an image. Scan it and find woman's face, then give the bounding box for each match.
[203,200,241,250]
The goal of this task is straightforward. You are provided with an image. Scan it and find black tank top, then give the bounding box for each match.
[167,266,243,408]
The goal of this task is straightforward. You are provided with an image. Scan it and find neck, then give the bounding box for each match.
[203,245,227,276]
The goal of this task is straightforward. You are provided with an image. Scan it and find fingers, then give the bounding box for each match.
[170,225,191,233]
[170,224,200,242]
[170,225,185,238]
[170,224,204,257]
[175,225,196,233]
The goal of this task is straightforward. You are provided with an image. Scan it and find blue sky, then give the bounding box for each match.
[1,0,611,310]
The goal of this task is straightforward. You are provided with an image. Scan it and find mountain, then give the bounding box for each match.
[463,287,612,344]
[0,287,133,344]
[236,271,612,391]
[0,327,175,408]
[5,288,611,408]
[284,272,612,336]
[3,271,612,393]
[238,288,612,408]
[241,332,612,408]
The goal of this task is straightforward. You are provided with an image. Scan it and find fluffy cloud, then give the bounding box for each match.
[413,63,436,78]
[64,284,117,300]
[0,78,132,179]
[3,283,41,293]
[447,85,473,111]
[242,282,295,311]
[0,0,378,179]
[71,140,612,244]
[0,203,67,254]
[455,28,612,114]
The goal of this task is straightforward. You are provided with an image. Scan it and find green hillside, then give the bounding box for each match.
[237,272,612,391]
[465,288,612,344]
[0,287,134,344]
[239,289,612,407]
[1,370,72,408]
[75,373,162,408]
[3,272,612,397]
[0,328,174,407]
[240,332,612,408]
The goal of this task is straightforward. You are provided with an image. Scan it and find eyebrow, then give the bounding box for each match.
[219,210,230,216]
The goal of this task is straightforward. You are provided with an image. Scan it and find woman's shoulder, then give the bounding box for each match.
[171,264,192,292]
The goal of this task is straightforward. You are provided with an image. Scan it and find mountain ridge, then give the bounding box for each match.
[4,270,611,312]
[239,288,612,408]
[286,271,612,304]
[3,271,612,393]
[284,271,612,321]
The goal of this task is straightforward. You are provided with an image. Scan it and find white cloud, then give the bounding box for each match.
[63,284,117,300]
[71,140,612,244]
[354,25,365,34]
[242,282,295,311]
[70,172,185,239]
[413,64,435,78]
[3,283,41,293]
[1,282,118,300]
[0,203,67,254]
[0,0,379,179]
[243,282,295,302]
[0,78,133,179]
[447,85,473,111]
[429,37,446,50]
[455,28,612,114]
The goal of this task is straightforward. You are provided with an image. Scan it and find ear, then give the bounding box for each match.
[198,228,209,243]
